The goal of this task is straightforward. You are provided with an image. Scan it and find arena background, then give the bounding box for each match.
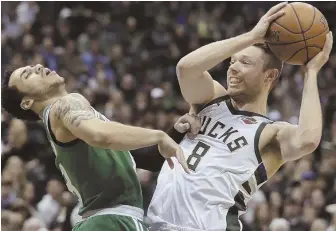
[1,1,336,231]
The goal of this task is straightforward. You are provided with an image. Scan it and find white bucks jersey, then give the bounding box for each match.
[148,96,273,231]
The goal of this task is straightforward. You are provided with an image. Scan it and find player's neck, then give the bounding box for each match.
[231,93,268,116]
[32,90,69,119]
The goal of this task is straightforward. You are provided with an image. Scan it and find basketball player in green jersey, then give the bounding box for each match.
[1,64,192,231]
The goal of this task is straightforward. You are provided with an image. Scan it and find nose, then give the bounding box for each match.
[34,64,43,74]
[228,62,239,75]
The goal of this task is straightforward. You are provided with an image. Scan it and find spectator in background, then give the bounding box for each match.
[59,40,88,76]
[310,219,328,231]
[269,218,290,231]
[2,156,27,198]
[81,39,113,79]
[253,202,272,231]
[40,37,58,70]
[326,204,336,231]
[2,34,13,66]
[21,34,35,61]
[37,179,65,228]
[283,198,308,231]
[22,182,37,211]
[2,9,23,39]
[269,191,283,220]
[2,119,30,165]
[16,1,39,26]
[22,217,46,231]
[1,210,25,231]
[2,174,17,210]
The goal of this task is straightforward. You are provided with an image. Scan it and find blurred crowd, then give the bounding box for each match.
[1,2,336,231]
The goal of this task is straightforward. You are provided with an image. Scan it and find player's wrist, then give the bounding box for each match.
[303,68,318,76]
[303,70,318,84]
[246,31,263,44]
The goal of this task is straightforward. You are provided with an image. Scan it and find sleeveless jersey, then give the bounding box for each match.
[41,104,143,216]
[148,96,273,231]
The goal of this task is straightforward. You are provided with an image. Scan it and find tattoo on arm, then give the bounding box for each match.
[54,94,96,127]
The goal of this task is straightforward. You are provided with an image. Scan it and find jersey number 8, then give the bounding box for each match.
[187,142,210,171]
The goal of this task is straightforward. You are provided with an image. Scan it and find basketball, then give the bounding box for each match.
[265,2,329,65]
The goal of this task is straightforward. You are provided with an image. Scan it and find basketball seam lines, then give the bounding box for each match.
[266,27,329,45]
[305,7,316,33]
[273,21,302,34]
[290,4,309,62]
[285,47,305,62]
[285,45,322,63]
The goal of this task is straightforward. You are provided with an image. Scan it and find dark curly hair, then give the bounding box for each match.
[1,67,40,121]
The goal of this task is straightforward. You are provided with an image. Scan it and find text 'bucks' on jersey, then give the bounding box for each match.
[41,104,143,216]
[148,95,273,231]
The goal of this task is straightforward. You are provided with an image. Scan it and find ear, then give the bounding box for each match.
[20,98,34,110]
[265,69,279,83]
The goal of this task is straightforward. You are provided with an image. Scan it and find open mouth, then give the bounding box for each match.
[229,77,242,84]
[45,69,51,76]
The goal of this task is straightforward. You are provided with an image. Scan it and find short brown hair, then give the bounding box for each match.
[253,43,283,78]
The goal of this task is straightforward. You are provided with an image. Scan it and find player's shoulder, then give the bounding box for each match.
[259,121,297,151]
[52,93,92,119]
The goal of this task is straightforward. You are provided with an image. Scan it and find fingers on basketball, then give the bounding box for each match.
[267,10,285,23]
[315,32,333,64]
[323,32,333,56]
[266,2,288,17]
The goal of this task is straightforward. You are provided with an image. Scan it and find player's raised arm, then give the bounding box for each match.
[51,94,190,172]
[274,32,333,162]
[176,2,287,105]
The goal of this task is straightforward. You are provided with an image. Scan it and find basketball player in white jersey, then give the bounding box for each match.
[148,2,333,231]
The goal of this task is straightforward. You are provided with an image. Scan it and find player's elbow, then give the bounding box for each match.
[298,129,321,152]
[176,57,192,78]
[299,137,320,153]
[90,131,130,151]
[288,133,321,161]
[297,139,319,156]
[86,131,110,148]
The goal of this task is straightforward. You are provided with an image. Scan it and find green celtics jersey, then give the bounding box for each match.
[41,104,143,216]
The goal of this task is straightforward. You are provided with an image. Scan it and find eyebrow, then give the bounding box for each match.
[20,69,27,79]
[241,55,253,60]
[19,66,33,79]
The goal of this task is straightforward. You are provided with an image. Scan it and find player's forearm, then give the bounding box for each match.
[177,32,256,78]
[296,70,322,149]
[95,122,166,151]
[130,126,187,172]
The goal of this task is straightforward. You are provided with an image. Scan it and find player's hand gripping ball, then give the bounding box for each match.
[266,2,329,65]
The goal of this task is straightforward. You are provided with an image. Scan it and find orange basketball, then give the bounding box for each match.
[265,2,329,65]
